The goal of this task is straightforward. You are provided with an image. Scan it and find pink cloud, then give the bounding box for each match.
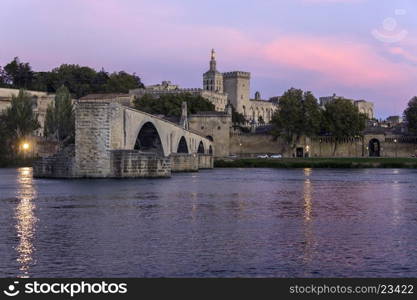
[262,36,412,88]
[301,0,364,3]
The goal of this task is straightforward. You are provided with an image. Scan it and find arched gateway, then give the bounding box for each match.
[369,139,381,157]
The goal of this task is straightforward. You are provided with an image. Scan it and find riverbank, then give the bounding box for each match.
[215,157,417,168]
[0,157,35,168]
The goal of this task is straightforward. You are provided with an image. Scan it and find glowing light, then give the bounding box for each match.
[22,143,30,150]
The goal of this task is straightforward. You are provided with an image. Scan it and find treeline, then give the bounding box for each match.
[271,88,368,154]
[0,57,144,98]
[133,93,216,117]
[404,96,417,134]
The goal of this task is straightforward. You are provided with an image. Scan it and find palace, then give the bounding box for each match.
[130,49,278,124]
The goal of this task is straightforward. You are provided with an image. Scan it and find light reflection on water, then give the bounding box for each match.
[1,167,417,277]
[15,167,37,277]
[302,168,315,267]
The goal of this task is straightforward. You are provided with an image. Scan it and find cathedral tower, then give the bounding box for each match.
[203,49,224,93]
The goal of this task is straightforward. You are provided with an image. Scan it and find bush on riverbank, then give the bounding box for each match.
[214,158,417,169]
[0,157,35,168]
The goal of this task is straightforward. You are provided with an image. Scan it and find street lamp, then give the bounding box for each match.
[21,142,31,159]
[305,145,310,158]
[394,139,398,158]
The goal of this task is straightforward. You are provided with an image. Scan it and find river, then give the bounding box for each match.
[0,167,416,277]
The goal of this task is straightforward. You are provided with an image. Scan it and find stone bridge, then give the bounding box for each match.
[34,99,214,178]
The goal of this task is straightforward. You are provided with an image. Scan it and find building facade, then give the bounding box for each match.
[130,49,278,124]
[319,93,375,119]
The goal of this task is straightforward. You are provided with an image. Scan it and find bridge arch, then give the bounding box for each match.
[134,122,164,155]
[177,136,189,153]
[197,141,205,154]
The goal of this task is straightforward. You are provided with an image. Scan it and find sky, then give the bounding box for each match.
[1,0,416,118]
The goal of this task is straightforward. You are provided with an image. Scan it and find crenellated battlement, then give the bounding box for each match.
[223,71,251,79]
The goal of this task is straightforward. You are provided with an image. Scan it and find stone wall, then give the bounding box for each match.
[33,145,76,178]
[366,135,417,158]
[111,150,171,178]
[229,132,417,158]
[170,153,199,172]
[188,112,232,157]
[230,133,286,156]
[223,71,251,114]
[309,137,364,157]
[74,101,114,177]
[198,154,214,169]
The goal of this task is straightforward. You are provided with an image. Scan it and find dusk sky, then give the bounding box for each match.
[1,0,416,118]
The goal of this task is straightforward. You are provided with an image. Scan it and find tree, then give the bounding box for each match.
[3,57,34,89]
[231,105,246,125]
[0,66,11,87]
[404,96,417,133]
[1,58,145,97]
[322,98,367,155]
[271,88,321,150]
[0,114,12,163]
[2,90,40,149]
[49,64,97,98]
[105,71,144,93]
[258,115,265,125]
[44,85,75,144]
[133,93,215,117]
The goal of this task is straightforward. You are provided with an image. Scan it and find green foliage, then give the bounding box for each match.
[3,90,40,140]
[105,71,143,93]
[44,85,75,144]
[1,90,40,161]
[0,114,10,161]
[271,88,321,147]
[258,115,265,125]
[133,93,215,117]
[0,57,144,98]
[404,96,417,133]
[3,57,34,89]
[0,66,10,87]
[231,105,246,125]
[215,158,417,169]
[322,98,367,154]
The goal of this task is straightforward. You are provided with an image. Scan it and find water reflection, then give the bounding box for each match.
[15,167,37,277]
[302,168,315,266]
[303,168,313,222]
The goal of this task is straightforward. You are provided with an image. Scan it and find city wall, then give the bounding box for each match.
[229,132,417,158]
